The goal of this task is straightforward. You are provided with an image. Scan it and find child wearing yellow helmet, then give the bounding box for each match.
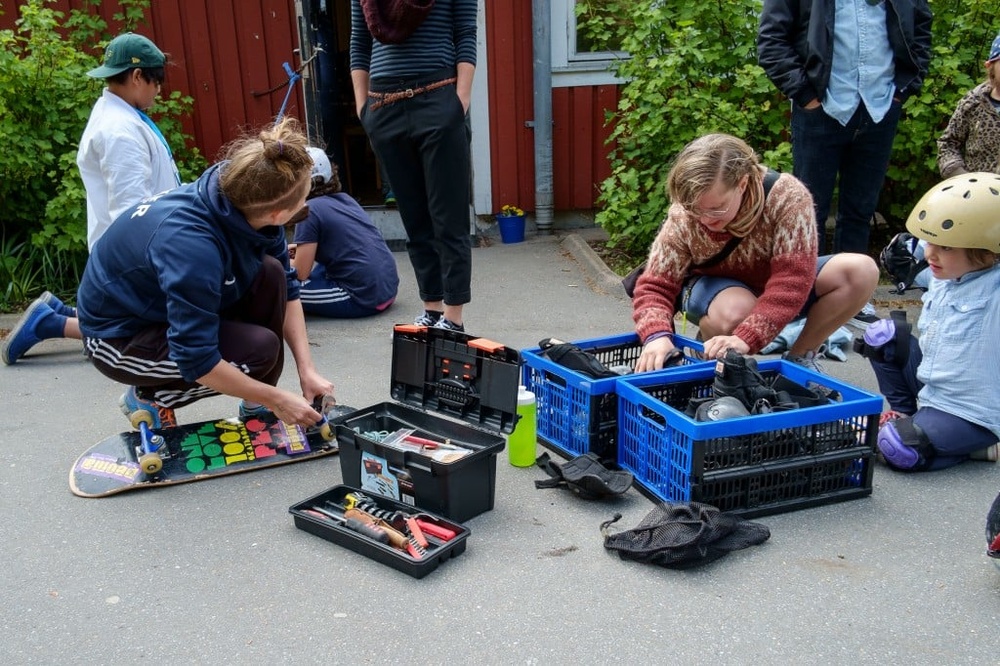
[861,173,1000,471]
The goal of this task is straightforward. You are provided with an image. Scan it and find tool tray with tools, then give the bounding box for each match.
[336,325,521,523]
[290,484,470,578]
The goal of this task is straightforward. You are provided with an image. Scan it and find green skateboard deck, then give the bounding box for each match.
[70,414,338,498]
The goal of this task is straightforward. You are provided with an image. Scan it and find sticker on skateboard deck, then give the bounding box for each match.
[70,413,340,498]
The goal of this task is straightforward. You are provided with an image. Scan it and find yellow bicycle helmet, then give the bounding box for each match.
[905,172,1000,252]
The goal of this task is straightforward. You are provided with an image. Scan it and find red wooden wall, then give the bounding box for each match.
[484,1,618,213]
[1,0,305,162]
[4,0,618,214]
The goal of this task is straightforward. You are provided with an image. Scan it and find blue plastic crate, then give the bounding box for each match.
[520,332,704,461]
[616,359,882,517]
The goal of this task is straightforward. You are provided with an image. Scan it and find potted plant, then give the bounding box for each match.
[495,204,526,244]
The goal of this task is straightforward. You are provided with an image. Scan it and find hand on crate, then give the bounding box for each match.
[701,335,750,361]
[635,336,681,373]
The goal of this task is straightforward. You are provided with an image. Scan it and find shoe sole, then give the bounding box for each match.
[1,297,48,365]
[969,444,1000,462]
[847,317,879,330]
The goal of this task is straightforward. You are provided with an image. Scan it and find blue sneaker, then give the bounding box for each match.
[120,386,177,430]
[2,298,54,365]
[40,290,76,317]
[239,400,272,420]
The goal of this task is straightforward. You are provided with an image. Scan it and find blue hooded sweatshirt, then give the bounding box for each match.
[78,163,299,382]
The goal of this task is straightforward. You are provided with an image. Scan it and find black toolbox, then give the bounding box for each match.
[290,485,470,578]
[336,325,520,523]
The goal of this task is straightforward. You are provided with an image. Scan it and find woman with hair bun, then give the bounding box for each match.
[77,118,336,430]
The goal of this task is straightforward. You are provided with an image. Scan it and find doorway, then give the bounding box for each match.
[296,0,387,207]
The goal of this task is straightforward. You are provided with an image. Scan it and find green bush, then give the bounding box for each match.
[0,0,206,310]
[580,0,998,264]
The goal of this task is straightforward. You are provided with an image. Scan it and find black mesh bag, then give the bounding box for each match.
[601,502,771,569]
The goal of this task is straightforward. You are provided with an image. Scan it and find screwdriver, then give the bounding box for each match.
[303,507,391,544]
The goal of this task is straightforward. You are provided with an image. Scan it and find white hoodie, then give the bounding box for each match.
[76,88,180,250]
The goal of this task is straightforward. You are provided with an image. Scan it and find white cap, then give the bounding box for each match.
[306,146,333,184]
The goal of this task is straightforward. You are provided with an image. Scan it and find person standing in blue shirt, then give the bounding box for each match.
[758,0,932,327]
[291,147,399,318]
[859,173,1000,471]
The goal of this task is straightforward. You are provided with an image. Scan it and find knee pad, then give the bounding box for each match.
[853,312,912,366]
[877,416,933,471]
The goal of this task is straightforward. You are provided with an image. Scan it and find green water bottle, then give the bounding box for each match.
[509,385,537,467]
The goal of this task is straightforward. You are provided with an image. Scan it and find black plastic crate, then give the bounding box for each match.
[632,450,874,519]
[336,326,520,523]
[290,485,470,579]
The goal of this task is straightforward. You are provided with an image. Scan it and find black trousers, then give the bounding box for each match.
[85,257,287,409]
[361,67,472,305]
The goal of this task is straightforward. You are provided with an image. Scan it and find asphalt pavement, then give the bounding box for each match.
[1,227,997,665]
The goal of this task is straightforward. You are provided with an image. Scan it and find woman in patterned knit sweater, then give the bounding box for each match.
[634,133,879,372]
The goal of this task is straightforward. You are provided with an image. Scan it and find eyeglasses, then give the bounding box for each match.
[684,187,741,219]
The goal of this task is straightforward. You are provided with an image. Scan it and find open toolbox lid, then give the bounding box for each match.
[389,325,521,436]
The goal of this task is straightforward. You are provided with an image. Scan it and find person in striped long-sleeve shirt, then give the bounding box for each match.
[633,134,879,373]
[350,0,477,332]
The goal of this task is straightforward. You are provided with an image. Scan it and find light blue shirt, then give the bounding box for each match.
[916,263,1000,438]
[823,0,896,126]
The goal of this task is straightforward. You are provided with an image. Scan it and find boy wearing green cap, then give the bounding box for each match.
[1,33,181,366]
[78,32,182,249]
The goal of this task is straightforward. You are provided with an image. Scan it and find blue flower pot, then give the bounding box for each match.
[496,214,526,244]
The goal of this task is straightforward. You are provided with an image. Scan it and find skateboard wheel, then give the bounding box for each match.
[139,452,163,475]
[319,422,334,442]
[128,410,155,431]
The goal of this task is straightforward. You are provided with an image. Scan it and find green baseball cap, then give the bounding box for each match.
[86,33,165,78]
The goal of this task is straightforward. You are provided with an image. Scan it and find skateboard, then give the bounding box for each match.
[70,410,349,498]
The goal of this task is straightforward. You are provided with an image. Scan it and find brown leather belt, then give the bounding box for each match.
[368,77,457,111]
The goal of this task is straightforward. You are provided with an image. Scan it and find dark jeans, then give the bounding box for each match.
[791,101,902,254]
[85,257,287,409]
[868,327,996,470]
[360,67,472,305]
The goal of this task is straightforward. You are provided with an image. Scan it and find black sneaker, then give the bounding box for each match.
[413,310,443,327]
[848,302,879,329]
[433,318,465,333]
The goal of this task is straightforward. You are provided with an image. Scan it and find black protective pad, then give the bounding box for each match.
[537,338,619,379]
[535,452,633,499]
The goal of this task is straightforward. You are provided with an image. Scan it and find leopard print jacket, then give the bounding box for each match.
[937,82,1000,178]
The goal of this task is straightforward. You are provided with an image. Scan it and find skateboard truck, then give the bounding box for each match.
[137,422,165,475]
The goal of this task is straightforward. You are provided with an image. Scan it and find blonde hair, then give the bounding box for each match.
[968,247,999,271]
[666,133,766,237]
[219,117,312,218]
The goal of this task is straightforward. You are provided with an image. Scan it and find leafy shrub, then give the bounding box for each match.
[0,0,206,310]
[579,0,998,264]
